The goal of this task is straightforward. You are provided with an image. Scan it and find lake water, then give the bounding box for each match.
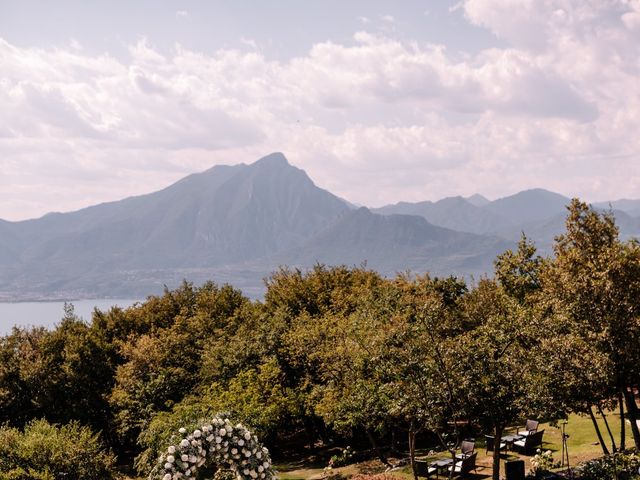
[0,299,140,335]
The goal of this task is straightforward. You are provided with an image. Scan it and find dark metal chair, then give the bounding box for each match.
[484,435,506,454]
[513,429,544,454]
[456,440,475,460]
[447,452,477,478]
[517,419,539,437]
[414,459,437,478]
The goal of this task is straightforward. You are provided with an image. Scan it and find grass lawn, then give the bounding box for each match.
[275,411,637,480]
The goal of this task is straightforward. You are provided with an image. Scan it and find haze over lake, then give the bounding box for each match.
[0,299,140,335]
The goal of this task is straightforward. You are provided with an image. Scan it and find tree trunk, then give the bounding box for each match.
[492,425,503,480]
[408,423,418,480]
[619,391,626,451]
[597,403,617,453]
[366,429,391,467]
[588,406,610,455]
[392,428,402,455]
[623,388,640,449]
[303,419,315,451]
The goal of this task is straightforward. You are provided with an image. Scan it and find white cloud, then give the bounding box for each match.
[1,0,640,220]
[176,10,189,19]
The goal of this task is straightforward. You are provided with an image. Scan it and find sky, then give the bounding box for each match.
[1,0,639,221]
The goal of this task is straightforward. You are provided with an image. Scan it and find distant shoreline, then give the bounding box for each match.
[0,299,141,335]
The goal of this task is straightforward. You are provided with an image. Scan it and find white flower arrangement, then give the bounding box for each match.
[530,448,557,473]
[150,416,276,480]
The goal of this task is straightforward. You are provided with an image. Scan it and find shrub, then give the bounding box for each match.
[575,450,640,480]
[529,449,559,477]
[0,419,116,480]
[329,446,355,468]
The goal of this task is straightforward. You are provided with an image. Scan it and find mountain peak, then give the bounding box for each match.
[252,152,290,168]
[466,194,490,207]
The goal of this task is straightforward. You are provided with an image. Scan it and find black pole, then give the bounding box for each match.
[562,422,573,479]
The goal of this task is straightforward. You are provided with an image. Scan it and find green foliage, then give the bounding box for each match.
[0,316,115,436]
[0,419,116,480]
[494,234,544,303]
[109,281,249,446]
[576,450,640,480]
[328,446,354,468]
[136,359,295,474]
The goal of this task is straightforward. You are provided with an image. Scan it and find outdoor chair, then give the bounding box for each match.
[447,452,477,478]
[484,435,506,454]
[517,419,539,437]
[513,429,544,455]
[414,459,437,478]
[456,439,475,460]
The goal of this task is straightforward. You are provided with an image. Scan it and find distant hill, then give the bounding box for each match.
[593,199,640,217]
[281,207,511,277]
[373,196,510,235]
[0,153,638,300]
[483,188,570,225]
[374,188,640,255]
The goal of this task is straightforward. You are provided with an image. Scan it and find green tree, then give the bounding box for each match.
[458,280,540,480]
[381,275,469,480]
[494,234,544,304]
[0,419,116,480]
[543,200,640,450]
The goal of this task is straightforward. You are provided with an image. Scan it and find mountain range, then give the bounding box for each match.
[1,152,639,300]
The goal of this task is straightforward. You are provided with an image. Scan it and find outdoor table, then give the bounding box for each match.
[501,434,523,450]
[430,458,454,477]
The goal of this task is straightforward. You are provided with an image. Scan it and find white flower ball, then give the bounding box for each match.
[244,432,251,441]
[219,428,227,437]
[179,427,187,434]
[238,439,245,446]
[194,430,202,438]
[168,446,176,454]
[180,439,189,448]
[167,455,175,463]
[181,454,189,462]
[163,474,172,480]
[164,462,173,470]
